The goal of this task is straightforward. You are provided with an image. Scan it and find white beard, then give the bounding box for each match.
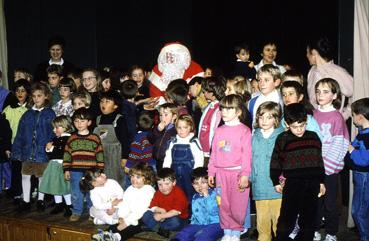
[160,64,185,85]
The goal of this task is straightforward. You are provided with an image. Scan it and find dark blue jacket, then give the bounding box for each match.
[12,108,55,163]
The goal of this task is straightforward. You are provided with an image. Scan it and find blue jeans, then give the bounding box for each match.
[70,170,92,215]
[0,161,11,193]
[352,171,369,241]
[243,198,251,229]
[142,210,186,231]
[173,223,223,241]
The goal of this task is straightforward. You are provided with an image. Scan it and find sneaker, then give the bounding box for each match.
[221,235,232,241]
[93,217,105,225]
[36,200,45,212]
[69,214,80,222]
[91,231,104,241]
[324,234,337,241]
[64,205,72,217]
[314,231,322,241]
[50,203,64,215]
[102,231,120,241]
[230,236,240,241]
[289,223,300,239]
[157,227,170,238]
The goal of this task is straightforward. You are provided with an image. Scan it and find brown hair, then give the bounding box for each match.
[254,101,281,129]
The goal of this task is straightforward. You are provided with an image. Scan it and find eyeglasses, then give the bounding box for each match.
[82,76,96,82]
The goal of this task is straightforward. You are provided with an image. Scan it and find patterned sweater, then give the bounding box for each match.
[127,131,155,168]
[270,130,325,186]
[313,107,350,175]
[63,133,104,170]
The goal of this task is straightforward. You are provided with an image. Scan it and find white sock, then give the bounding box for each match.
[63,194,72,205]
[22,175,31,203]
[54,195,63,204]
[37,177,44,201]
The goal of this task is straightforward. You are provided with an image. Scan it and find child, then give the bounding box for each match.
[188,76,207,129]
[224,76,252,129]
[346,98,369,241]
[151,103,178,170]
[280,81,322,140]
[163,114,204,200]
[93,90,128,187]
[67,68,83,90]
[12,82,56,212]
[46,64,63,106]
[80,169,124,225]
[126,111,156,174]
[254,41,286,74]
[172,167,223,241]
[81,68,102,117]
[120,79,138,146]
[313,78,349,241]
[72,90,92,110]
[208,94,252,241]
[39,115,74,216]
[270,103,326,241]
[165,79,189,116]
[198,76,225,159]
[14,68,33,82]
[233,42,256,81]
[0,113,12,195]
[281,69,304,86]
[248,64,284,123]
[130,65,150,102]
[142,168,189,238]
[52,77,77,116]
[107,163,156,241]
[251,102,284,241]
[63,107,104,221]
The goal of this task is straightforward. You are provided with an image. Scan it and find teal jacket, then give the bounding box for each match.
[251,126,284,200]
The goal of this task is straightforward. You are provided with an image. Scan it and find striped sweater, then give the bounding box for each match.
[127,131,155,168]
[63,133,104,170]
[313,107,350,175]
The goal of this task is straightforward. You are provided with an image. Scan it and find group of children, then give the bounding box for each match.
[0,40,367,241]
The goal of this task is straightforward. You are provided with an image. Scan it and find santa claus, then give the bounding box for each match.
[148,42,204,97]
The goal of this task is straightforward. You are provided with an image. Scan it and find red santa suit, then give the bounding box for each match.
[148,42,204,97]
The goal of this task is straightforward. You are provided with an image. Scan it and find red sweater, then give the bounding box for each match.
[149,186,189,219]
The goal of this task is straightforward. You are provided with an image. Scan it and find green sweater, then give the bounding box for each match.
[63,133,104,170]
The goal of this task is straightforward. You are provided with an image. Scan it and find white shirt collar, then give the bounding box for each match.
[49,58,64,66]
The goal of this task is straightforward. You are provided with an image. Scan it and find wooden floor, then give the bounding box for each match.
[0,195,168,241]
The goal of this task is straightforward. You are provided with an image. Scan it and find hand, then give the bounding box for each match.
[348,144,354,153]
[274,184,283,193]
[248,61,254,68]
[5,150,11,159]
[46,142,54,151]
[155,207,166,214]
[124,167,130,174]
[64,171,70,181]
[154,213,164,222]
[120,159,127,169]
[208,176,215,187]
[157,121,166,131]
[111,198,122,206]
[318,184,326,197]
[106,207,116,215]
[238,176,249,192]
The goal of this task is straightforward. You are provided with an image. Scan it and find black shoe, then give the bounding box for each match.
[64,205,72,217]
[50,203,64,215]
[36,200,45,212]
[18,201,31,213]
[157,227,170,238]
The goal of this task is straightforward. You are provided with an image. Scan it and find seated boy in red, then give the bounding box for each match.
[142,168,189,238]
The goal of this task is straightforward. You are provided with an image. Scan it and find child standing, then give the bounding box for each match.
[63,108,104,221]
[39,115,73,216]
[81,68,102,117]
[80,169,124,225]
[93,90,128,186]
[173,167,223,241]
[346,98,369,241]
[12,82,56,212]
[72,90,92,110]
[208,94,252,241]
[163,114,204,200]
[151,103,178,170]
[248,64,284,123]
[52,77,76,116]
[251,102,284,241]
[46,64,63,106]
[142,168,189,238]
[313,78,349,241]
[270,103,326,241]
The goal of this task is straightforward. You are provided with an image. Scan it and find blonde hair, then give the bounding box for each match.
[256,64,281,82]
[71,90,92,108]
[228,76,251,102]
[175,114,195,132]
[254,101,281,129]
[52,115,75,133]
[159,103,178,116]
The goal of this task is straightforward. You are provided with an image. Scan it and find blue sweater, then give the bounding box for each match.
[12,107,55,163]
[251,126,284,200]
[191,188,220,225]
